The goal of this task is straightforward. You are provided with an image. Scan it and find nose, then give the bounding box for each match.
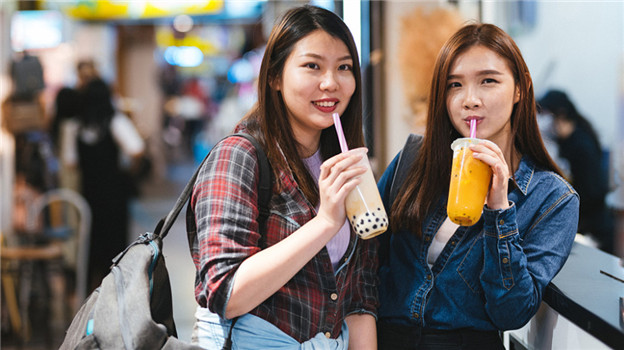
[320,70,339,91]
[463,87,481,109]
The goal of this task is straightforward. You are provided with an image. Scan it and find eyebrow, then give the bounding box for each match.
[299,53,352,61]
[447,69,504,80]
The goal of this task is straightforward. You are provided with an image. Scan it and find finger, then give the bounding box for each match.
[320,150,366,182]
[320,165,366,196]
[334,172,364,198]
[469,143,503,160]
[320,148,368,170]
[473,152,508,177]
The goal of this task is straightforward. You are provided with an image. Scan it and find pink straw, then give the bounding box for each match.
[469,119,477,138]
[332,113,349,153]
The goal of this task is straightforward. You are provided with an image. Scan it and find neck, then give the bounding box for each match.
[293,130,321,158]
[298,143,319,158]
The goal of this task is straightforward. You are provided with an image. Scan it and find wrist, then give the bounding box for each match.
[309,215,343,239]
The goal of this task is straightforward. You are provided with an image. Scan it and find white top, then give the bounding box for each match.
[427,217,459,268]
[61,112,145,166]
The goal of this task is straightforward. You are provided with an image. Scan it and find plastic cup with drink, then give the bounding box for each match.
[332,113,388,239]
[447,119,493,226]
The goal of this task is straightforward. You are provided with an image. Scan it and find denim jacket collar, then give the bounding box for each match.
[511,155,536,196]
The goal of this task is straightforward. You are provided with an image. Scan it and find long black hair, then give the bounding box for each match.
[240,5,364,206]
[538,89,601,151]
[391,23,561,236]
[80,78,115,128]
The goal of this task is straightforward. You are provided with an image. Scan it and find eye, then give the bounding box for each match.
[338,64,353,71]
[304,63,319,69]
[482,78,498,84]
[447,81,461,89]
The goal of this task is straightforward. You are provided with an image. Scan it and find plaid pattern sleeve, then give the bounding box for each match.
[187,136,263,316]
[347,236,380,318]
[186,135,379,342]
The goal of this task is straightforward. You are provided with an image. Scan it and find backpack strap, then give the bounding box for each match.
[155,133,273,240]
[388,134,423,206]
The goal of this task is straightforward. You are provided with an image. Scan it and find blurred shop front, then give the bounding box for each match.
[0,0,371,233]
[0,1,374,348]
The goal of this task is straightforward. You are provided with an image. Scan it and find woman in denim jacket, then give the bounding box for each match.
[376,23,579,349]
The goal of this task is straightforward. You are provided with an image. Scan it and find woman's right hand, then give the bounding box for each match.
[316,148,368,231]
[225,148,368,318]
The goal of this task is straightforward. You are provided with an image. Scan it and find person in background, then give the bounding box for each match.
[538,89,615,254]
[76,59,99,91]
[51,87,81,151]
[187,5,378,349]
[61,78,145,291]
[376,23,579,349]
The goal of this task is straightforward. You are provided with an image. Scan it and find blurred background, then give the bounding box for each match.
[0,1,622,349]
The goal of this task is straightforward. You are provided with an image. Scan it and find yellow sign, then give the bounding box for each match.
[155,28,218,55]
[59,1,224,20]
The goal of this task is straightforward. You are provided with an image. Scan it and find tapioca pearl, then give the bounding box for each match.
[365,213,370,216]
[372,225,378,229]
[368,219,372,222]
[375,218,380,222]
[365,228,370,232]
[360,219,364,225]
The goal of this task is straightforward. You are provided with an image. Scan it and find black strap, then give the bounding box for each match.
[380,134,423,266]
[389,134,423,205]
[222,317,238,350]
[155,133,272,239]
[153,133,271,350]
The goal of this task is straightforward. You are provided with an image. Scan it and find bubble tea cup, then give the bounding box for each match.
[345,148,389,239]
[447,138,493,226]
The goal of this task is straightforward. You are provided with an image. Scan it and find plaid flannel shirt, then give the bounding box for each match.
[186,134,379,343]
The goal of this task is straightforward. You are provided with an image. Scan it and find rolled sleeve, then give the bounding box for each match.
[347,237,379,318]
[190,137,262,316]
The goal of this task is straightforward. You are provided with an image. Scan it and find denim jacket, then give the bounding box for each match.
[376,151,579,331]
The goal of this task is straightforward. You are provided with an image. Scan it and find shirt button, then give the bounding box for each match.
[502,257,509,263]
[426,274,432,280]
[330,293,338,301]
[325,332,331,338]
[413,312,419,319]
[499,219,505,225]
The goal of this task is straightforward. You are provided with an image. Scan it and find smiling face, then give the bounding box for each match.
[275,29,355,151]
[446,45,520,147]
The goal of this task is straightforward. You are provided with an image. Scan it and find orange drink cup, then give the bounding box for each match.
[345,149,388,239]
[447,138,493,226]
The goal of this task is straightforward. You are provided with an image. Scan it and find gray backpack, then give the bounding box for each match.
[59,134,272,350]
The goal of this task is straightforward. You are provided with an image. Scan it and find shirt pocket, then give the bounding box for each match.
[456,235,484,294]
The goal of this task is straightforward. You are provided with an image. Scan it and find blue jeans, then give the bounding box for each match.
[192,307,349,350]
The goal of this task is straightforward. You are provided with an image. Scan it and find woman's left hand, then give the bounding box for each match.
[469,142,510,210]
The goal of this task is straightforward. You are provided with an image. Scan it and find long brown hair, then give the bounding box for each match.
[240,5,364,206]
[390,23,562,236]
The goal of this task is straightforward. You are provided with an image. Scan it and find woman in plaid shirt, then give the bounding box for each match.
[187,5,379,349]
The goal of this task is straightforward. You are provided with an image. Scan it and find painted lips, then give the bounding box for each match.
[313,100,338,113]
